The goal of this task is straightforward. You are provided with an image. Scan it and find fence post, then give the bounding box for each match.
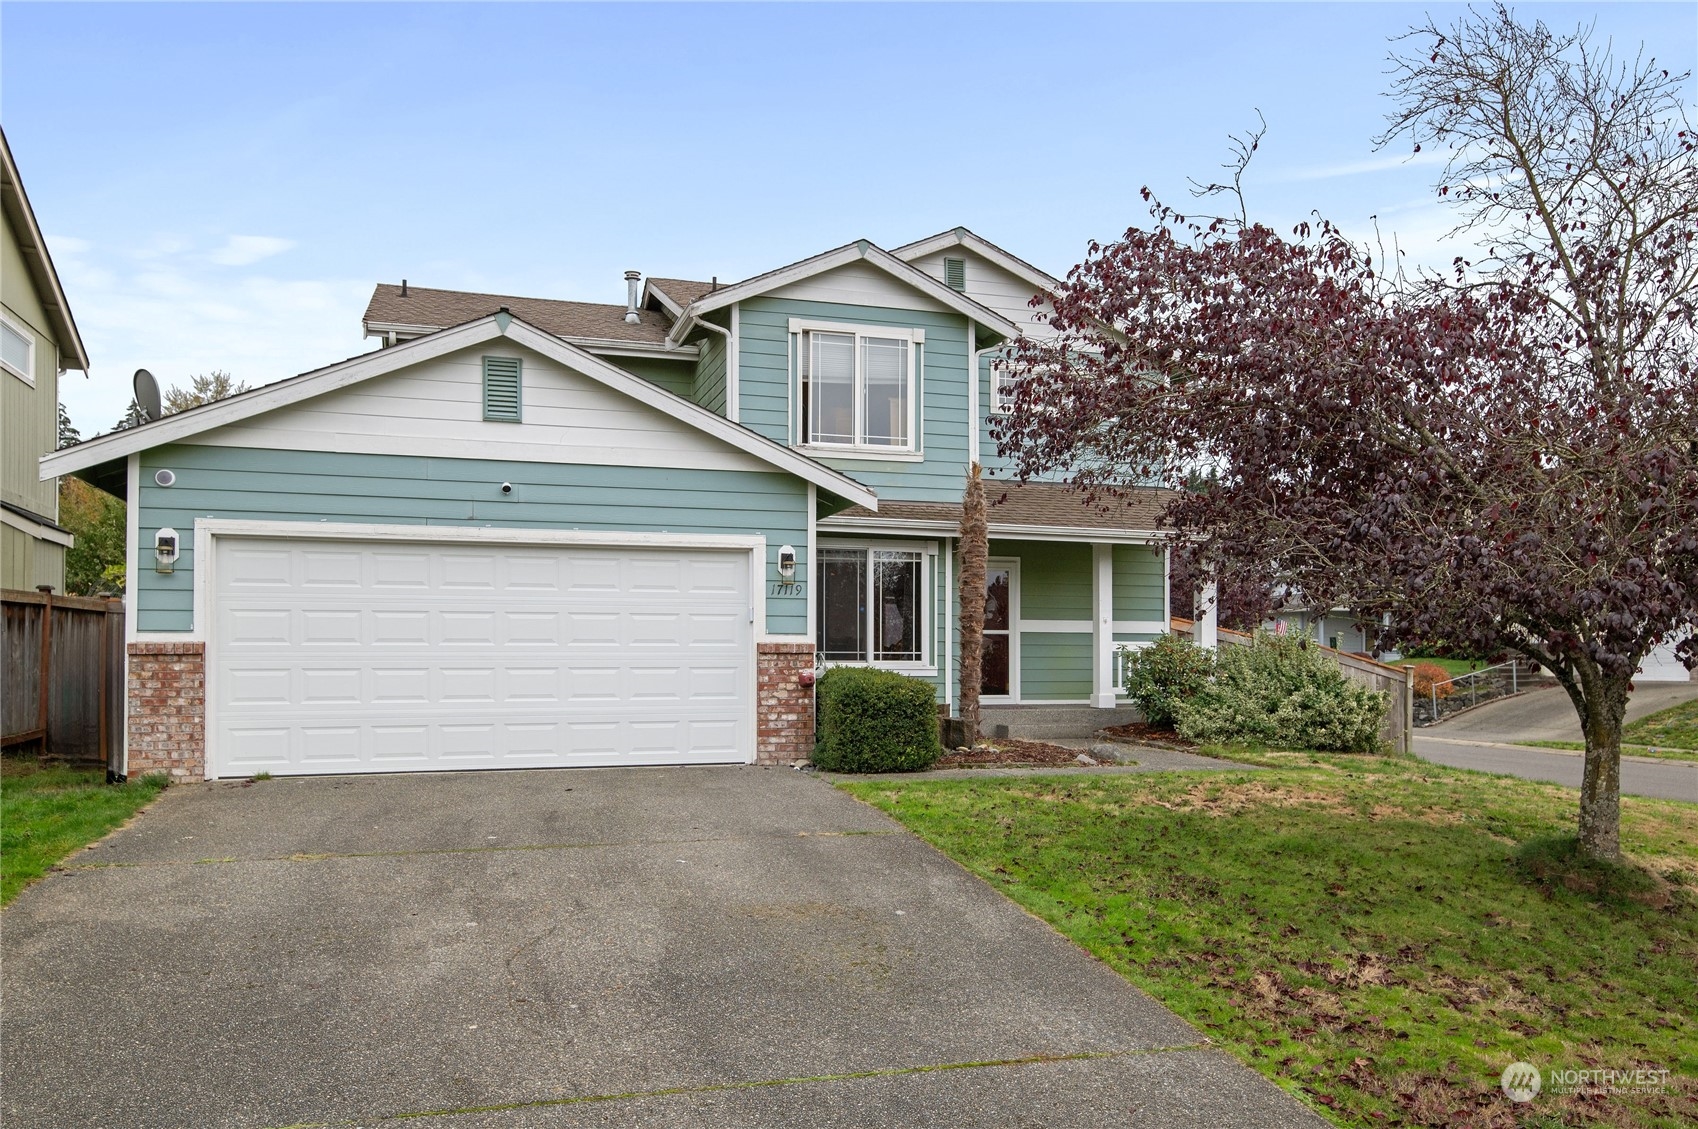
[35,585,54,754]
[1404,664,1414,753]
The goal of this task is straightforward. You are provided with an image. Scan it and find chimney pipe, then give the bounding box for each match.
[400,279,409,297]
[624,271,641,324]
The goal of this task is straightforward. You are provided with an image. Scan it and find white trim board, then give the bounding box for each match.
[818,516,1162,545]
[39,314,878,512]
[0,505,73,547]
[891,227,1063,296]
[668,240,1018,347]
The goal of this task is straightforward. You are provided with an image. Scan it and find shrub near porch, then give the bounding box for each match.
[843,751,1698,1127]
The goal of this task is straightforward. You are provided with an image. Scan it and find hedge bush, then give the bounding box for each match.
[1175,632,1388,753]
[813,666,942,773]
[1120,633,1215,729]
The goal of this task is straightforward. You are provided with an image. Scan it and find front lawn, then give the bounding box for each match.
[1,758,167,905]
[842,751,1697,1127]
[1398,657,1489,677]
[1625,698,1698,751]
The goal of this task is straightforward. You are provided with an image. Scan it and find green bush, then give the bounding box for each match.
[1121,633,1214,729]
[813,666,942,773]
[1175,632,1388,752]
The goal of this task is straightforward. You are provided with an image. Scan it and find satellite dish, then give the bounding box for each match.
[133,369,162,422]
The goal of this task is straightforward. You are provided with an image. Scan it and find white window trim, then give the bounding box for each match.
[982,557,1021,703]
[816,537,937,673]
[789,318,924,454]
[1,310,37,386]
[989,359,1018,414]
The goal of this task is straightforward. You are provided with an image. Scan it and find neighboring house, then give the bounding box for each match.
[1266,606,1398,660]
[43,228,1171,781]
[2,128,90,590]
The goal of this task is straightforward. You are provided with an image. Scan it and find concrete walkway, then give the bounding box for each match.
[1414,682,1698,802]
[1,766,1327,1129]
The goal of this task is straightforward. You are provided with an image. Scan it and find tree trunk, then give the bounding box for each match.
[958,463,988,745]
[1577,678,1629,861]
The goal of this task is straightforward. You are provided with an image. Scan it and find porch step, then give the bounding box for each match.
[979,704,1143,740]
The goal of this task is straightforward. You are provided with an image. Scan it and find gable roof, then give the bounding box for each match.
[41,313,878,510]
[666,240,1021,347]
[892,227,1063,297]
[361,284,690,353]
[0,129,90,371]
[643,277,718,318]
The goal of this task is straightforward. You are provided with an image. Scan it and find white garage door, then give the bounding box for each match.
[209,536,753,778]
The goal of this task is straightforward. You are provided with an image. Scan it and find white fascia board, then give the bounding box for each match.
[0,505,74,547]
[668,241,1019,346]
[363,318,699,362]
[891,228,1063,295]
[818,515,1161,544]
[41,314,878,511]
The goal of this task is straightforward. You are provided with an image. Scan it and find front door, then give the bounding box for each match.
[982,562,1015,699]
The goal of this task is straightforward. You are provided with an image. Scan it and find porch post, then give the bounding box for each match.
[1197,580,1219,651]
[1092,543,1116,708]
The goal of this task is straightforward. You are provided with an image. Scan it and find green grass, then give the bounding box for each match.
[1625,698,1698,751]
[1399,657,1490,677]
[842,750,1697,1127]
[1512,739,1698,764]
[1,758,167,905]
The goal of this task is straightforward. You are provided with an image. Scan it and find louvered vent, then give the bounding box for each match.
[944,257,966,291]
[482,356,522,422]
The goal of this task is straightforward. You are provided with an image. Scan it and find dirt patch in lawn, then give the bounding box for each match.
[935,738,1100,769]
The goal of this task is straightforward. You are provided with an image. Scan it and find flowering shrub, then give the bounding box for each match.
[1121,634,1214,729]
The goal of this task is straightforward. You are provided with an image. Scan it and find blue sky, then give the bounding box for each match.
[4,1,1693,435]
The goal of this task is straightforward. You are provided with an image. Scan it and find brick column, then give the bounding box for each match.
[127,641,206,781]
[756,642,815,765]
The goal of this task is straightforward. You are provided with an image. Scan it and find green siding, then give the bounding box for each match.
[136,444,809,635]
[989,539,1092,621]
[1020,632,1093,700]
[693,315,728,414]
[738,297,973,503]
[612,356,696,400]
[1112,544,1166,621]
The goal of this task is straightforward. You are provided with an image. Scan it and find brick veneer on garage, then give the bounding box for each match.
[126,641,206,781]
[756,641,815,765]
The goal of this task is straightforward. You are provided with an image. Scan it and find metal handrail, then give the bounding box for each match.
[1426,660,1525,718]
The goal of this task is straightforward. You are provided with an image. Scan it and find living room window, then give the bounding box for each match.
[817,544,929,667]
[794,322,921,452]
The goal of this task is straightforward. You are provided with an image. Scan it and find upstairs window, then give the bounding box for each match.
[1,314,35,385]
[990,361,1019,413]
[482,355,522,422]
[795,323,921,452]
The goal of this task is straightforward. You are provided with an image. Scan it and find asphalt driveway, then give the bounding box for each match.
[1,766,1326,1129]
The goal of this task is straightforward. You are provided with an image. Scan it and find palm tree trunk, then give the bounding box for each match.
[958,462,987,745]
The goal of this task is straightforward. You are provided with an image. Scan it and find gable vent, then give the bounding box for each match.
[943,257,966,292]
[482,355,522,422]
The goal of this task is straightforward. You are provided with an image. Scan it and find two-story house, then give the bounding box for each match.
[3,128,90,590]
[43,229,1170,781]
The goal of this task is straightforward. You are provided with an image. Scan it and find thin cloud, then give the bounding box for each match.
[1266,149,1448,184]
[208,234,295,266]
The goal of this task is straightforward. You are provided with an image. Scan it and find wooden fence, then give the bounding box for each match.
[2,588,125,774]
[1170,617,1415,755]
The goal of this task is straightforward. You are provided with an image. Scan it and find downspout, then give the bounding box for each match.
[692,316,733,418]
[966,320,1001,468]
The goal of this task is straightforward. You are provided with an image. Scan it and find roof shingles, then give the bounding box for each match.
[829,481,1171,533]
[362,284,675,345]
